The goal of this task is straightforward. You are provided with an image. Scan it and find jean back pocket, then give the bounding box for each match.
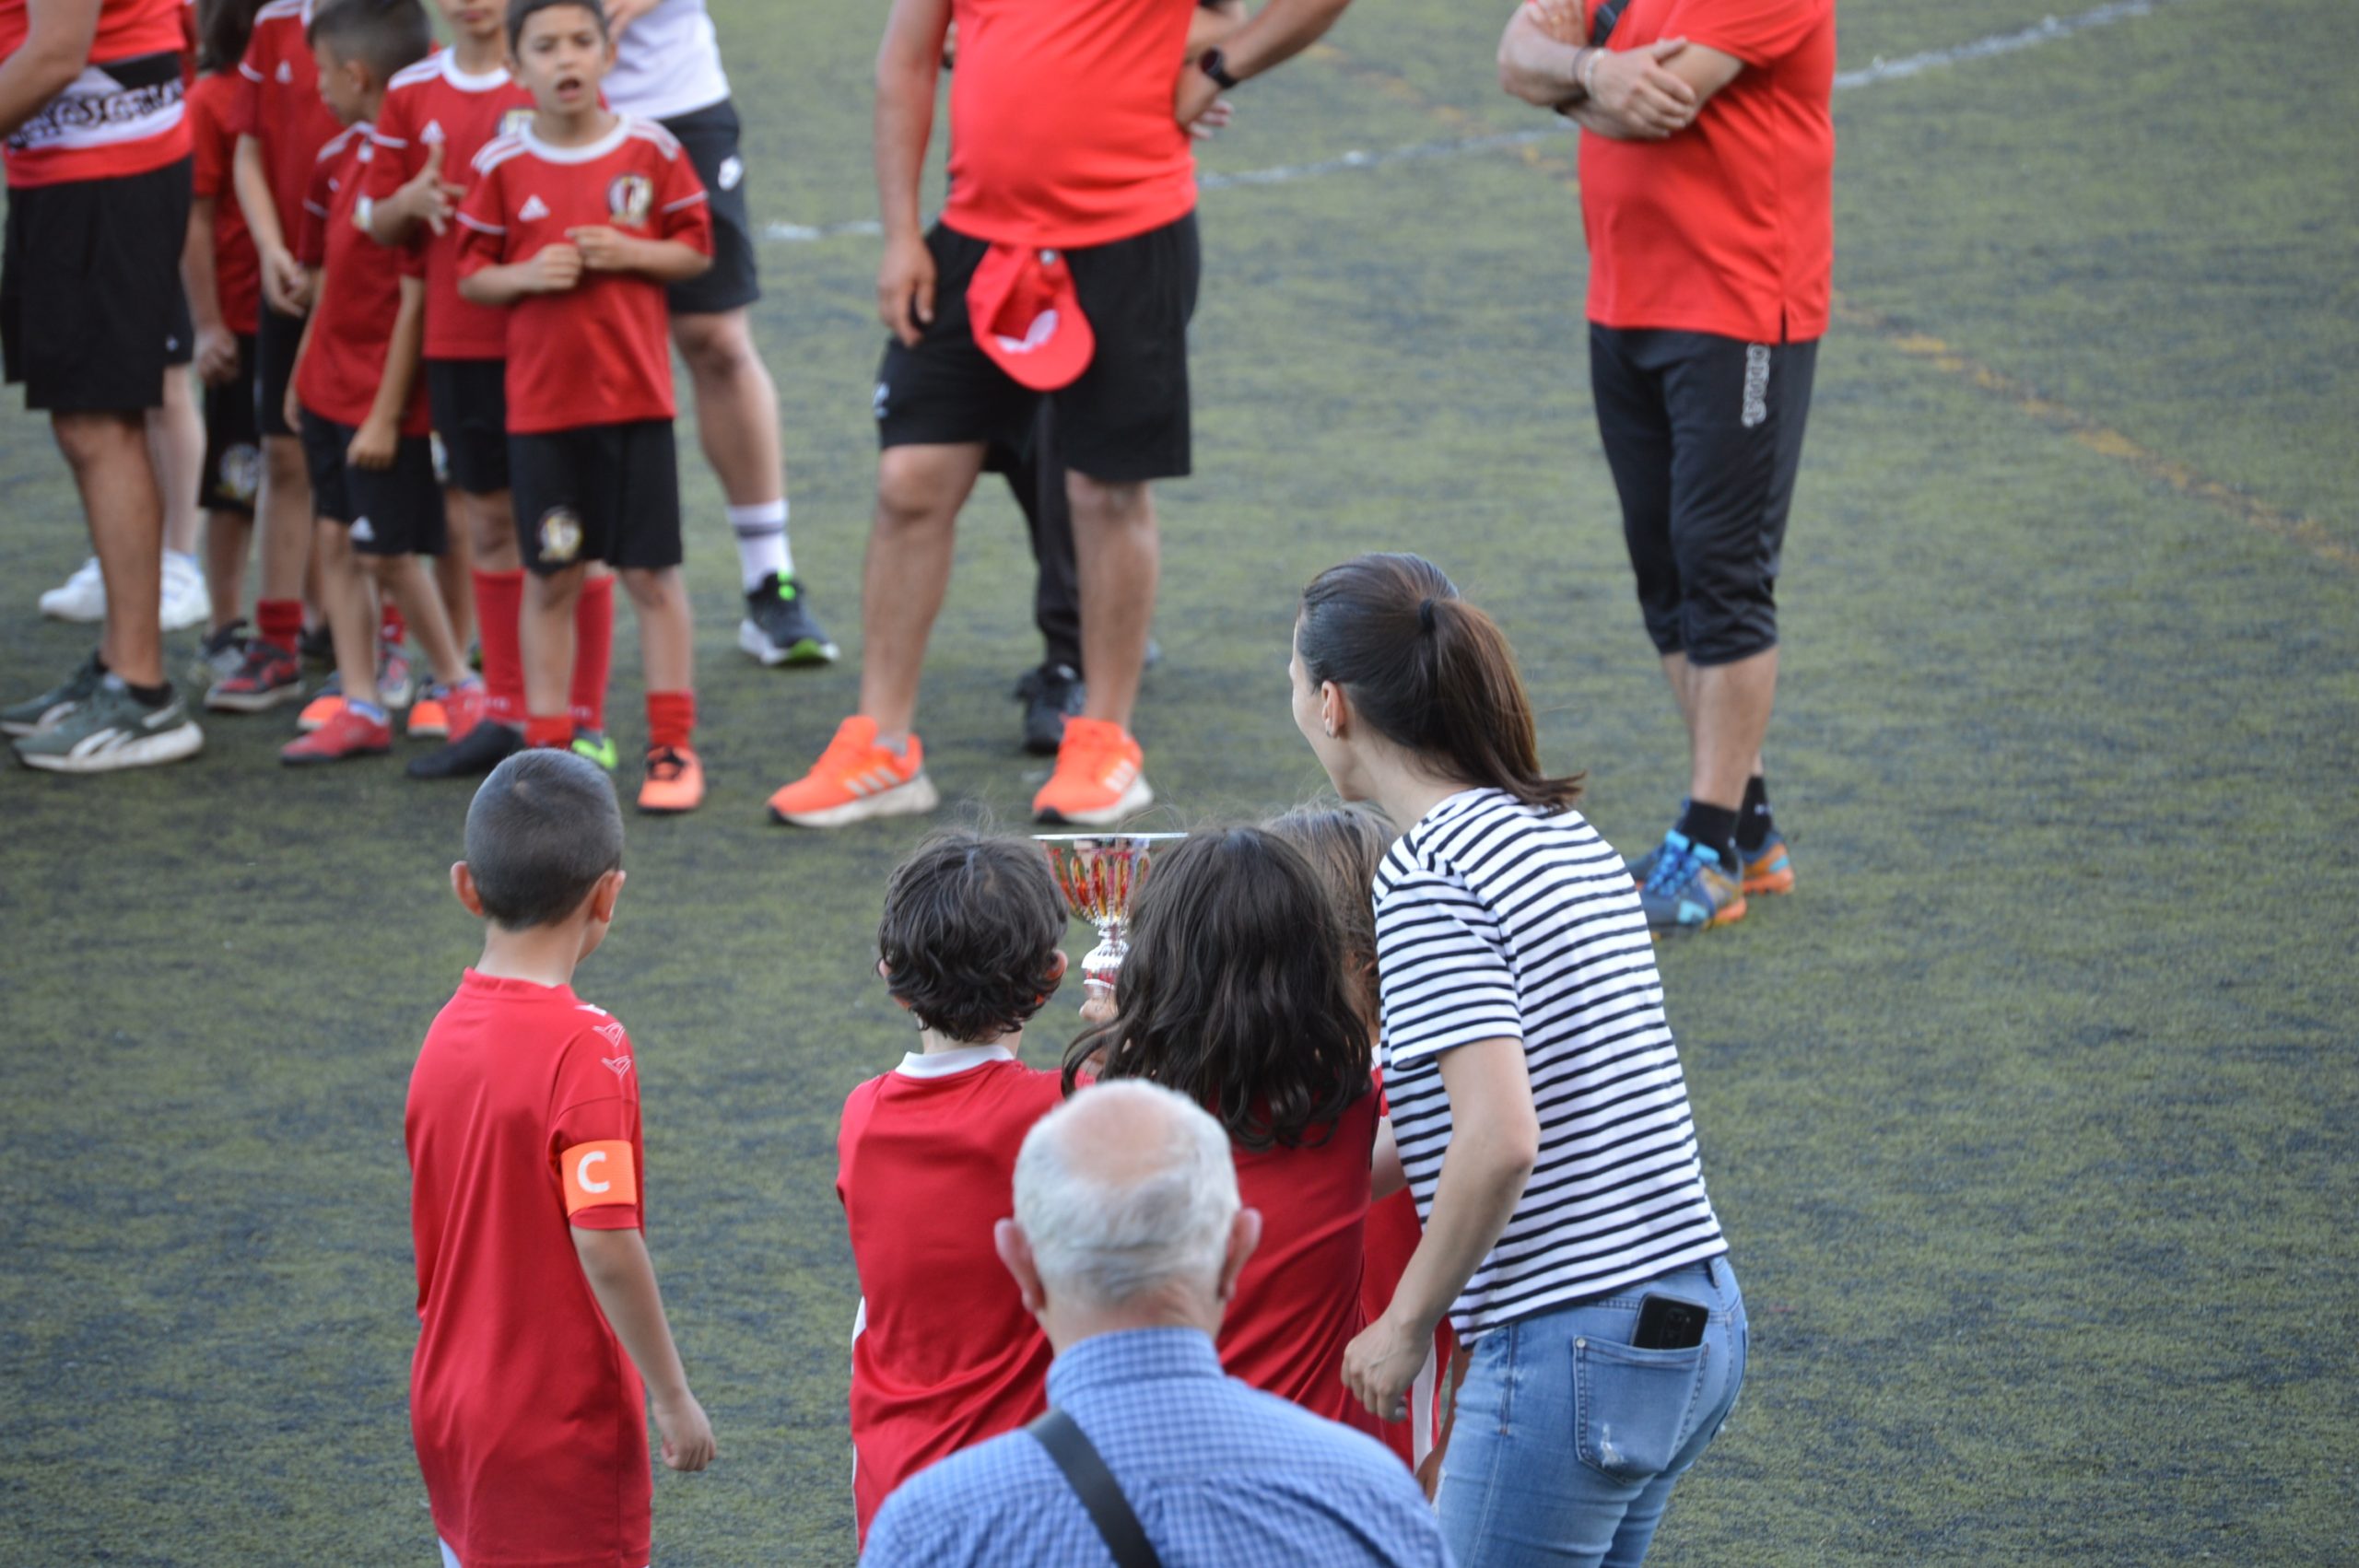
[1573,1333,1710,1482]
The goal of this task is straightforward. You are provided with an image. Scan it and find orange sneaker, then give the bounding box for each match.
[638,743,705,814]
[297,680,346,733]
[406,692,450,739]
[1032,716,1152,826]
[768,715,939,827]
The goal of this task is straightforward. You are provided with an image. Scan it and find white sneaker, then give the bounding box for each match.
[38,557,106,622]
[160,554,208,632]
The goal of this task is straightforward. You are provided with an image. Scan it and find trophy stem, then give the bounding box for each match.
[1083,919,1128,1006]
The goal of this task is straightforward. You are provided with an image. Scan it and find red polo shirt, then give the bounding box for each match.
[1578,0,1836,343]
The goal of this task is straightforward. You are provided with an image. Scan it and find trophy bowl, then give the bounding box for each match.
[1036,833,1188,1012]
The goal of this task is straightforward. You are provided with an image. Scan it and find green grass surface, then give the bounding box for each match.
[4,0,2356,1561]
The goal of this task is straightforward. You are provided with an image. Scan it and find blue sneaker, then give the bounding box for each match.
[1637,830,1747,934]
[1631,829,1795,897]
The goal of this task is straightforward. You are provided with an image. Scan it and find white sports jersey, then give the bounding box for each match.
[604,0,730,122]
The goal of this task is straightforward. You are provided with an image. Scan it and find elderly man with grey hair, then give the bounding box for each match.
[862,1081,1449,1566]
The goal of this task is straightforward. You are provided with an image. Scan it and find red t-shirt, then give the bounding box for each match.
[367,53,533,362]
[1222,1090,1383,1438]
[1360,1071,1454,1469]
[233,0,342,252]
[941,0,1199,249]
[455,116,711,432]
[189,71,260,335]
[406,971,653,1568]
[0,0,191,187]
[1579,0,1836,343]
[836,1052,1065,1542]
[295,124,428,433]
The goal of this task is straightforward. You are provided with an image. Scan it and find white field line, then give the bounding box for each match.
[759,0,2199,244]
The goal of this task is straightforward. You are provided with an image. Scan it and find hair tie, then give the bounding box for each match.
[1417,598,1438,635]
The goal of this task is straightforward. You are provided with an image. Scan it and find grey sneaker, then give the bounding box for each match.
[1,652,104,737]
[14,675,204,773]
[738,572,839,666]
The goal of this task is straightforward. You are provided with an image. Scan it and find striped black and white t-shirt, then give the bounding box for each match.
[1375,788,1725,1340]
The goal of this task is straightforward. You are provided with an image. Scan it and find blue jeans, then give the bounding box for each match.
[1437,1258,1746,1568]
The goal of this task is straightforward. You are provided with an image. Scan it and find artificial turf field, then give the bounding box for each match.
[4,0,2356,1560]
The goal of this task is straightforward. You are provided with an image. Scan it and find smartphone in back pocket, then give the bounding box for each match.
[1632,1293,1709,1350]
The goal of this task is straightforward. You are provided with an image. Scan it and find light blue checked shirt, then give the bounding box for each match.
[861,1328,1450,1567]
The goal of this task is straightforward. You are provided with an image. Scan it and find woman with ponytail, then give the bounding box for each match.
[1292,553,1743,1568]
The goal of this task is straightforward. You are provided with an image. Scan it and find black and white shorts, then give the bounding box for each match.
[2,158,194,413]
[661,99,757,316]
[511,419,682,576]
[875,214,1198,485]
[427,357,510,495]
[298,408,445,556]
[201,333,261,515]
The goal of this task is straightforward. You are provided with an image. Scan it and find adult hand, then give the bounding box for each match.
[526,240,584,292]
[1590,38,1696,136]
[604,0,660,40]
[651,1389,717,1471]
[1173,60,1223,136]
[876,230,935,347]
[394,141,464,236]
[194,324,240,386]
[567,226,639,273]
[1343,1310,1430,1424]
[346,413,397,471]
[262,245,311,315]
[1185,94,1234,141]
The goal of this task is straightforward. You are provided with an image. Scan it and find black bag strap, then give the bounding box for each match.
[1590,0,1626,47]
[1025,1408,1165,1568]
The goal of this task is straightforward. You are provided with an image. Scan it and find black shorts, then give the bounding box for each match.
[256,303,306,439]
[875,215,1198,484]
[511,420,682,575]
[662,99,757,316]
[201,333,262,515]
[427,357,510,494]
[2,158,194,412]
[298,408,446,556]
[1589,326,1818,666]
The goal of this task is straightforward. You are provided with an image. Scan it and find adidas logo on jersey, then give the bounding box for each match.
[276,61,291,83]
[421,119,445,144]
[520,194,549,220]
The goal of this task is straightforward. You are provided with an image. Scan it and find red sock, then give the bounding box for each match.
[380,597,406,646]
[524,713,575,749]
[569,573,615,733]
[257,598,303,656]
[646,689,696,751]
[473,568,525,725]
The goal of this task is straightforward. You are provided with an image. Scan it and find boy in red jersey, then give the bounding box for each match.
[278,0,480,763]
[456,0,712,813]
[205,0,342,711]
[410,748,716,1568]
[837,830,1072,1541]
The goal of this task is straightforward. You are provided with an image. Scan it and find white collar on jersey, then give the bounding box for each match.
[893,1043,1018,1080]
[440,54,512,92]
[521,117,630,165]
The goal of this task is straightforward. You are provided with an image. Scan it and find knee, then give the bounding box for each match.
[52,411,142,469]
[673,311,759,381]
[1068,475,1152,531]
[875,453,963,533]
[264,435,307,484]
[616,567,677,609]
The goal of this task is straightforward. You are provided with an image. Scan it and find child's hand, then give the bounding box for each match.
[347,414,397,471]
[282,382,304,436]
[394,142,464,236]
[194,325,240,386]
[526,240,584,293]
[567,226,640,274]
[262,245,311,315]
[651,1389,716,1472]
[1079,993,1117,1026]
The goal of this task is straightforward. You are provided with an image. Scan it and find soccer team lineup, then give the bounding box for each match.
[6,0,2353,1562]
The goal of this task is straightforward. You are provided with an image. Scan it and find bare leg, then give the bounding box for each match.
[148,369,205,558]
[1685,647,1778,812]
[53,412,166,686]
[673,309,786,510]
[315,521,379,708]
[204,508,252,632]
[618,566,694,694]
[433,488,475,653]
[257,434,312,603]
[521,566,584,722]
[1662,649,1767,803]
[1067,473,1158,731]
[468,487,519,571]
[368,554,471,688]
[857,442,986,740]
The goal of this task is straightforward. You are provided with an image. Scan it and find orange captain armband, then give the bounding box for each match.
[560,1141,639,1216]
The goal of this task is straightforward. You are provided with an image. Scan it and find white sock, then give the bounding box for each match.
[729,500,791,591]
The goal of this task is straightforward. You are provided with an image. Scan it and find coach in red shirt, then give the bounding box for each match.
[1502,0,1834,937]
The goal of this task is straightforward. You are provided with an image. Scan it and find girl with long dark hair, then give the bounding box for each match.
[1293,552,1744,1567]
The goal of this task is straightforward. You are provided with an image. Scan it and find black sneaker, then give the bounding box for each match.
[406,719,523,779]
[1014,662,1085,756]
[299,623,334,669]
[196,621,250,685]
[737,573,839,666]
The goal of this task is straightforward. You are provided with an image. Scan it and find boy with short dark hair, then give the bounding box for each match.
[455,0,714,813]
[835,830,1072,1541]
[409,747,715,1567]
[277,0,482,764]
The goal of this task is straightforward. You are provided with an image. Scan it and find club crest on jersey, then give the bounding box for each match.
[606,172,653,228]
[537,507,581,564]
[499,108,533,136]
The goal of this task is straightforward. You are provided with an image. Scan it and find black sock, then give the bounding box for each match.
[125,680,171,708]
[1737,775,1774,853]
[1676,801,1740,870]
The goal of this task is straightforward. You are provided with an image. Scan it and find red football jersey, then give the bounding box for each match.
[1579,0,1837,342]
[1222,1090,1383,1438]
[368,53,533,361]
[406,971,653,1568]
[295,124,428,432]
[232,0,342,250]
[836,1050,1065,1541]
[0,0,191,187]
[189,72,260,336]
[1360,1071,1454,1469]
[454,116,711,433]
[941,0,1198,248]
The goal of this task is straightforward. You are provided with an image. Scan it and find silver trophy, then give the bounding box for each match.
[1037,833,1187,1012]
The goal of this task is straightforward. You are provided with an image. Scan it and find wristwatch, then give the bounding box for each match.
[1199,48,1239,90]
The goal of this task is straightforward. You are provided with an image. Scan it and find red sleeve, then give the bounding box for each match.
[655,145,713,256]
[366,88,421,202]
[1665,0,1829,67]
[297,155,332,266]
[836,1078,882,1213]
[232,33,265,133]
[191,89,226,198]
[548,1021,644,1231]
[453,158,507,275]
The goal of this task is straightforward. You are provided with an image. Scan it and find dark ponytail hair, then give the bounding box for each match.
[1063,826,1371,1152]
[197,0,261,75]
[1297,553,1582,812]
